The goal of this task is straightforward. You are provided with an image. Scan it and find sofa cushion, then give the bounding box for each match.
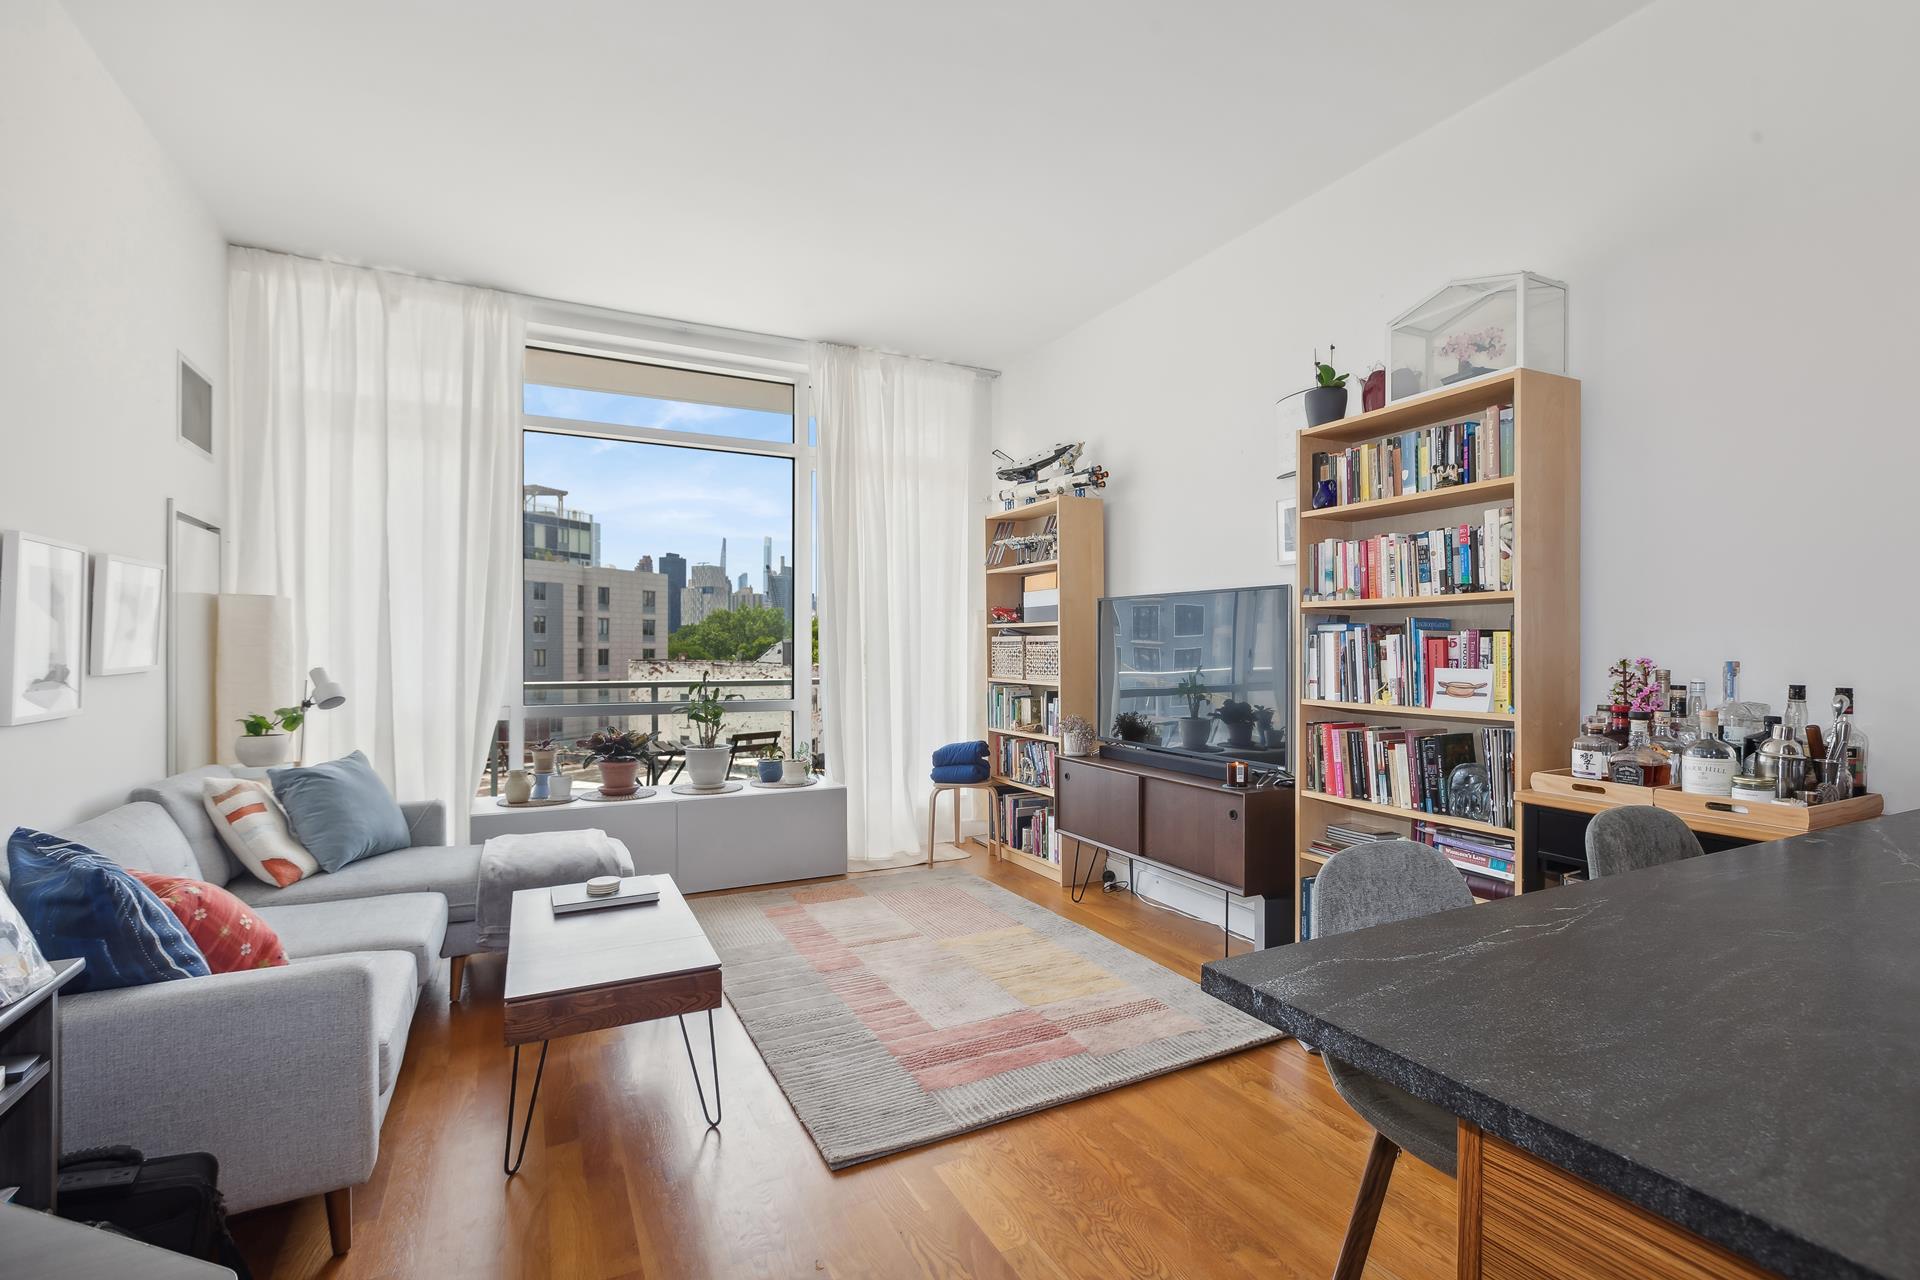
[131,766,251,884]
[202,778,318,888]
[290,949,417,1093]
[132,871,289,973]
[256,893,448,985]
[226,843,482,923]
[6,828,210,993]
[269,752,411,873]
[36,802,201,884]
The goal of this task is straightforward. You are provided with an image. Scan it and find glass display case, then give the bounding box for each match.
[1387,272,1567,401]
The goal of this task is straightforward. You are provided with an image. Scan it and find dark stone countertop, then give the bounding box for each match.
[1203,809,1920,1280]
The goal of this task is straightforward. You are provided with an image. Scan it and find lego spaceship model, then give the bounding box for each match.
[992,441,1109,508]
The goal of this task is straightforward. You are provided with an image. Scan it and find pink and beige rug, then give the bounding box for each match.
[690,869,1279,1168]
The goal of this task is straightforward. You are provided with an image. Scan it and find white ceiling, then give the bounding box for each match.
[67,0,1644,368]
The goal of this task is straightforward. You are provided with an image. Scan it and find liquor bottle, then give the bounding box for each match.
[1571,715,1614,781]
[1604,702,1630,747]
[1834,687,1868,793]
[1608,712,1672,786]
[1783,684,1809,750]
[1681,708,1739,796]
[1650,707,1683,767]
[1716,660,1770,746]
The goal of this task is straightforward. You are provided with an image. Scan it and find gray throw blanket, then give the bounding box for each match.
[476,828,631,951]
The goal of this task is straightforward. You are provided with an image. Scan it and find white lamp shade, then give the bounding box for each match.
[308,667,347,710]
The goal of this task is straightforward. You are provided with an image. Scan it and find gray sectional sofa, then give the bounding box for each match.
[1,766,494,1255]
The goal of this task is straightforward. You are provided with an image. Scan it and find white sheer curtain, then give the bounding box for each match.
[816,343,989,862]
[226,248,524,842]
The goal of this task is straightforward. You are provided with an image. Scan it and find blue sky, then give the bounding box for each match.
[524,384,796,580]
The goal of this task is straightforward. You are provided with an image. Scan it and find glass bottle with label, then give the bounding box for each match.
[1571,715,1614,780]
[1681,708,1739,796]
[1834,687,1868,793]
[1783,684,1809,750]
[1650,708,1683,769]
[1608,712,1672,786]
[1716,660,1770,746]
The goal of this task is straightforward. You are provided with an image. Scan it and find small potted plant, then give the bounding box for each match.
[780,741,811,784]
[575,728,654,797]
[1113,711,1158,745]
[682,674,741,788]
[1060,714,1094,757]
[756,745,784,784]
[1253,704,1277,749]
[235,707,304,767]
[1211,699,1257,750]
[529,738,557,775]
[1174,667,1213,751]
[1304,346,1349,427]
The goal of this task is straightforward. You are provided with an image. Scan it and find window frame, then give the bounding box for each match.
[506,311,814,769]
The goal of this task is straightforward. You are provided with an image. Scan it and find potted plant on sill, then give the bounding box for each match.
[235,707,304,767]
[1113,711,1159,745]
[1305,346,1349,427]
[683,674,741,788]
[780,742,811,784]
[576,728,654,797]
[1212,699,1257,750]
[756,745,784,784]
[1174,667,1214,751]
[529,738,557,775]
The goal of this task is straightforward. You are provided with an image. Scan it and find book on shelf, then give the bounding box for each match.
[1412,821,1516,881]
[1299,874,1316,942]
[996,737,1056,789]
[1303,617,1515,713]
[1303,504,1513,601]
[1309,405,1511,507]
[1304,724,1516,826]
[988,685,1059,735]
[999,792,1059,864]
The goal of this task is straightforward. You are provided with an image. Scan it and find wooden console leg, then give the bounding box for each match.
[1332,1132,1399,1280]
[325,1186,352,1256]
[449,954,467,1004]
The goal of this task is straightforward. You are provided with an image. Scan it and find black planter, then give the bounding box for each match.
[1304,384,1348,426]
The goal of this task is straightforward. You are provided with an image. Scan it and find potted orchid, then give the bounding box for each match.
[1304,346,1350,427]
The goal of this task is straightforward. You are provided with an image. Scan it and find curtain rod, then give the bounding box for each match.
[226,242,1002,378]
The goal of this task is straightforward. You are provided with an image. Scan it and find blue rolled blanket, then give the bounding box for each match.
[930,763,991,785]
[930,740,988,768]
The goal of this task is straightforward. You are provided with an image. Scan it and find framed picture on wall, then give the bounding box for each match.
[90,553,166,676]
[178,353,213,458]
[1276,496,1297,565]
[0,530,88,725]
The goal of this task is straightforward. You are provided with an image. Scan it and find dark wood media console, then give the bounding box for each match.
[1055,752,1296,947]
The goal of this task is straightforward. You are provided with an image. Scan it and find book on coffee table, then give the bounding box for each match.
[551,876,661,915]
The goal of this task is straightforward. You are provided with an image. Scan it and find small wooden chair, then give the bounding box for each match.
[927,782,996,865]
[725,730,787,778]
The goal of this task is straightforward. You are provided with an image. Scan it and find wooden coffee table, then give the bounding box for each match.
[501,874,722,1174]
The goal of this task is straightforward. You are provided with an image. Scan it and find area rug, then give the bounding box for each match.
[690,869,1279,1169]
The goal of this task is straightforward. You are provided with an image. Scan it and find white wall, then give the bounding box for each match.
[996,0,1920,837]
[0,0,227,831]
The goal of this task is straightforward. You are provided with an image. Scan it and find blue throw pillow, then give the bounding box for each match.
[269,750,411,873]
[6,828,210,993]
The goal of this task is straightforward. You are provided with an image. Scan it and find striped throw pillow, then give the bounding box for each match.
[201,778,319,888]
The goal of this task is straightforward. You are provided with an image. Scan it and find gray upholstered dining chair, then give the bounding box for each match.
[1312,838,1475,1280]
[1584,805,1703,879]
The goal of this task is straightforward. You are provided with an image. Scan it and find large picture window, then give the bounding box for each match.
[490,344,815,793]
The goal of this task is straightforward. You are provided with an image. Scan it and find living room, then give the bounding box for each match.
[2,1,1915,1277]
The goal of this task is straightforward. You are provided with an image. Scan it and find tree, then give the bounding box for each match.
[668,605,791,662]
[812,615,819,664]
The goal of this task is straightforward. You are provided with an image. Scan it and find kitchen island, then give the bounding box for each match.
[1203,810,1920,1280]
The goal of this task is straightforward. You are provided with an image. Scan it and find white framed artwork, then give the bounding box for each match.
[178,352,214,458]
[0,531,88,725]
[1276,496,1297,565]
[1430,666,1495,713]
[91,553,166,676]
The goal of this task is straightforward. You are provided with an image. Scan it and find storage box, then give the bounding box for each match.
[1023,636,1061,682]
[990,635,1026,680]
[1022,571,1059,623]
[1389,272,1567,402]
[1654,788,1883,837]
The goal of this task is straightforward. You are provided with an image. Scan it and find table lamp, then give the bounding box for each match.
[297,666,348,760]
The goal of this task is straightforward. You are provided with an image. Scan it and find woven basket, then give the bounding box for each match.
[990,635,1026,680]
[1024,636,1061,682]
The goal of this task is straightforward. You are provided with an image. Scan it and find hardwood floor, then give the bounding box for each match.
[233,846,1454,1279]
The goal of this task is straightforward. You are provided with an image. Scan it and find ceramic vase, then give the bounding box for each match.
[234,733,294,768]
[504,769,533,804]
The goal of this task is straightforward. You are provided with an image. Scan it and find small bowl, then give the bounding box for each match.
[585,875,621,898]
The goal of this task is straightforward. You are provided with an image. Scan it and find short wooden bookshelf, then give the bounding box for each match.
[982,494,1104,883]
[1293,370,1580,926]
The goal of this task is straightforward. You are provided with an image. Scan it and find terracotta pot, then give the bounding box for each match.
[597,758,642,796]
[234,733,293,768]
[683,745,732,788]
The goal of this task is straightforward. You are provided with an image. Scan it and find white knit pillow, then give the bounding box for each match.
[201,777,319,888]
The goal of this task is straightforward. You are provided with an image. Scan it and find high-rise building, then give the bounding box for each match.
[635,554,653,572]
[681,563,731,627]
[522,485,595,565]
[659,552,686,633]
[762,536,772,595]
[768,556,795,620]
[737,571,750,592]
[720,537,728,584]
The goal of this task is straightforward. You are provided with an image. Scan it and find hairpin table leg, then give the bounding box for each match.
[679,1010,722,1128]
[503,1040,549,1176]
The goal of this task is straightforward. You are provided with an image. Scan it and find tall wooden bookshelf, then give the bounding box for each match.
[1293,369,1579,924]
[983,494,1105,884]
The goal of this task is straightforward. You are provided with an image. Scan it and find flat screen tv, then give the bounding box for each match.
[1097,585,1291,776]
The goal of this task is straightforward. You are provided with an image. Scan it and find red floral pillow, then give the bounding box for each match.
[130,872,289,973]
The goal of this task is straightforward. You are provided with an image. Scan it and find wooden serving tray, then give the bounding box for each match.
[1654,788,1883,836]
[1527,769,1673,807]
